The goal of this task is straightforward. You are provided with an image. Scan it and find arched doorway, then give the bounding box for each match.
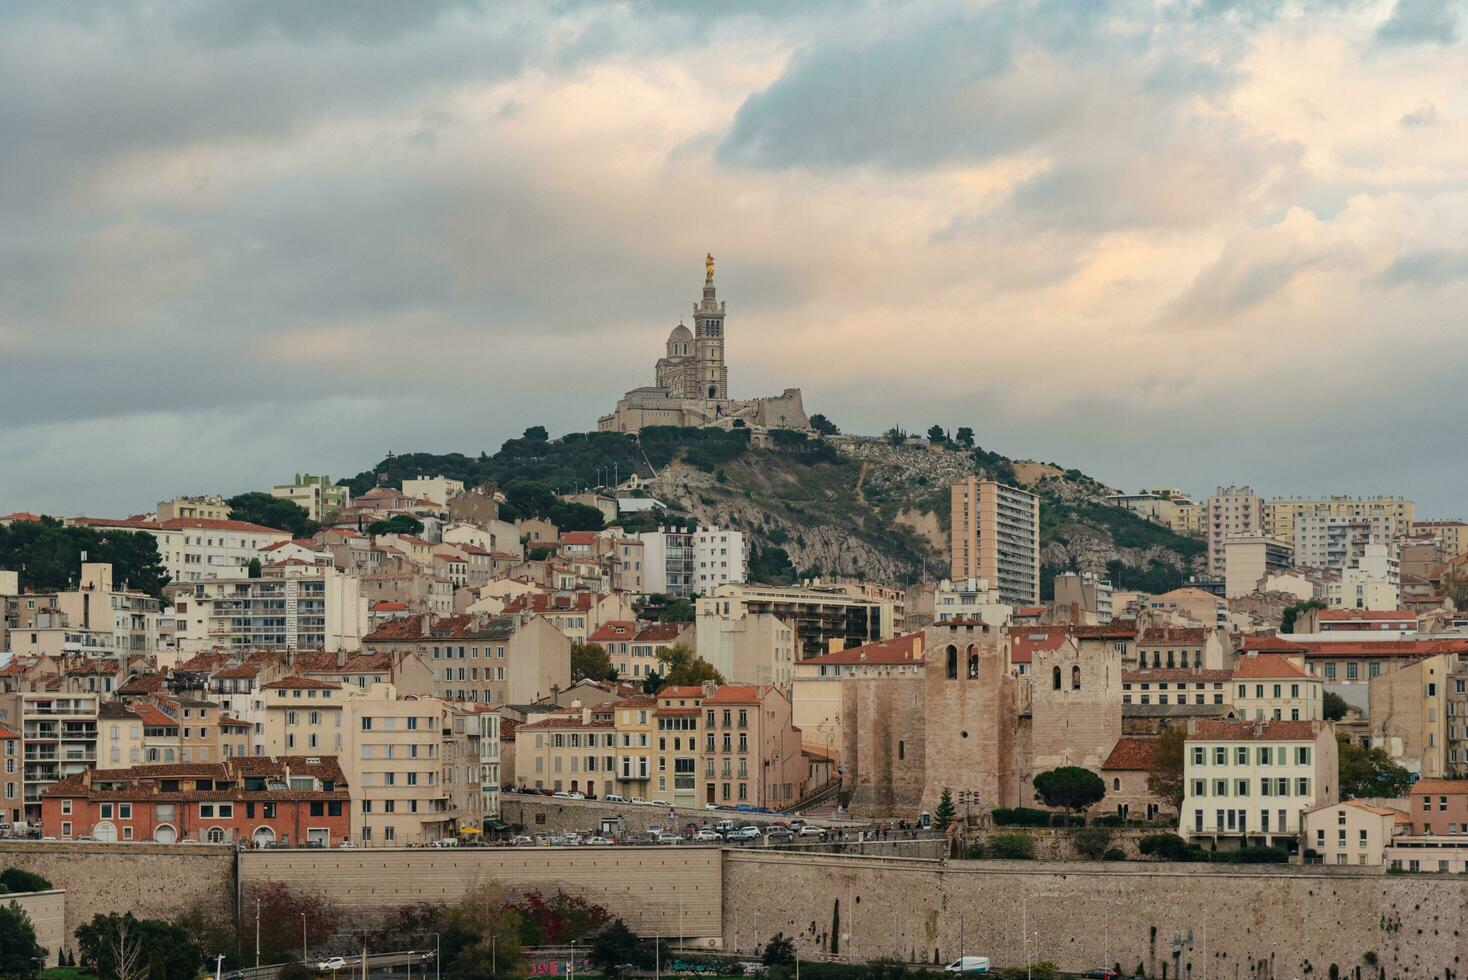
[206,826,226,844]
[154,824,177,844]
[253,826,276,847]
[92,821,117,843]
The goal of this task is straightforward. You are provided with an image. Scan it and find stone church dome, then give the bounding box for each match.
[668,323,692,342]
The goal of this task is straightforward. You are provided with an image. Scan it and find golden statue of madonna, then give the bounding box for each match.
[705,253,715,282]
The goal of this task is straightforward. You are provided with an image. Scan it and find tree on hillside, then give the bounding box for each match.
[926,425,947,444]
[1323,691,1349,722]
[653,596,696,623]
[809,414,839,436]
[0,901,45,977]
[763,934,796,967]
[0,518,170,598]
[445,881,524,978]
[571,642,614,682]
[367,514,424,537]
[1146,726,1187,811]
[1033,766,1106,818]
[954,426,975,448]
[1281,598,1326,634]
[225,492,317,538]
[589,919,652,975]
[1339,737,1413,800]
[651,644,725,689]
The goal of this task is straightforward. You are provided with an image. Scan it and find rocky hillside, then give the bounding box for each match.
[342,428,1206,592]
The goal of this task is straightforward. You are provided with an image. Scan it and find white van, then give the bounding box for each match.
[945,956,991,974]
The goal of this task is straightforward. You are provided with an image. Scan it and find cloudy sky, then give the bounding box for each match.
[2,0,1465,517]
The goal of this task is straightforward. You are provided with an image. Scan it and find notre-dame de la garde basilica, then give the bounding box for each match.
[598,255,809,434]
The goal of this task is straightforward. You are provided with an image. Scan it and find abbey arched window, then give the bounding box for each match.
[1113,777,1121,791]
[898,740,905,761]
[967,652,979,680]
[946,646,958,680]
[1051,665,1062,691]
[1072,665,1082,690]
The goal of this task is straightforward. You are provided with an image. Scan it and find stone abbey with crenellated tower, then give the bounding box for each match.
[598,254,810,434]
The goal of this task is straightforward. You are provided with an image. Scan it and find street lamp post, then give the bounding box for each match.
[302,912,308,964]
[433,932,441,980]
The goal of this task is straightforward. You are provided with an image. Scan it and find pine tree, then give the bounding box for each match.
[935,787,956,830]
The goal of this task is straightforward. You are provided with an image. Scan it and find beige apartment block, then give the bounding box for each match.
[1303,800,1407,866]
[1369,653,1457,778]
[259,677,345,756]
[1206,486,1265,578]
[702,684,804,809]
[271,474,349,521]
[697,582,895,663]
[1223,536,1294,599]
[1230,653,1322,722]
[949,477,1040,606]
[340,684,454,845]
[655,686,706,807]
[694,610,797,689]
[0,723,20,825]
[365,613,570,706]
[170,563,367,655]
[1266,496,1414,554]
[402,475,466,508]
[519,708,617,797]
[0,691,100,824]
[611,695,657,800]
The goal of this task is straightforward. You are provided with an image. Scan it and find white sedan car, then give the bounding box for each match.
[317,957,348,972]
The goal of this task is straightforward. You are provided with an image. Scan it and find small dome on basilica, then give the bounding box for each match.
[668,323,693,342]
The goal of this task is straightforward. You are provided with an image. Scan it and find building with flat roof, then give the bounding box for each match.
[950,477,1040,606]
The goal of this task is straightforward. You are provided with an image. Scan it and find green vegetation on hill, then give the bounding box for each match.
[0,518,170,597]
[341,426,1206,588]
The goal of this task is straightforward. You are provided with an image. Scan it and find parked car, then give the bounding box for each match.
[651,799,671,807]
[714,819,736,833]
[625,833,655,845]
[605,794,626,803]
[798,824,827,838]
[945,956,991,974]
[583,836,612,845]
[765,827,794,843]
[509,836,535,846]
[317,957,348,972]
[727,826,761,842]
[656,832,682,845]
[629,797,649,805]
[693,829,723,842]
[1082,970,1121,979]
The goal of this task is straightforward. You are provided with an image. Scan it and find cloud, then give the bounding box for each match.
[3,0,1468,518]
[1374,0,1460,46]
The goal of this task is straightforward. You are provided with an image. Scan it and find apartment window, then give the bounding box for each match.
[100,803,114,819]
[1192,747,1204,766]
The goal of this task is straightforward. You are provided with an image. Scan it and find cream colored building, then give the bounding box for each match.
[694,610,797,689]
[1413,520,1468,558]
[1223,536,1294,599]
[1206,485,1265,578]
[402,475,466,508]
[75,516,293,585]
[1179,719,1338,847]
[170,562,367,654]
[655,686,707,807]
[1302,800,1407,866]
[157,496,232,522]
[271,473,350,521]
[696,582,895,662]
[519,707,617,797]
[340,684,454,845]
[1230,652,1322,721]
[1369,653,1454,778]
[1268,496,1413,557]
[365,613,571,707]
[611,694,657,799]
[97,702,145,769]
[1105,490,1205,537]
[1144,587,1227,626]
[950,477,1040,606]
[932,578,1013,627]
[259,677,345,756]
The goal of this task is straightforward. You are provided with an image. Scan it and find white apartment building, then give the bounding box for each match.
[0,691,100,823]
[639,527,696,597]
[401,475,465,508]
[932,577,1013,626]
[271,473,350,521]
[1268,496,1413,552]
[1223,536,1294,599]
[1230,653,1323,721]
[692,529,747,593]
[1325,542,1401,610]
[1179,719,1337,848]
[1206,486,1265,577]
[950,477,1040,606]
[170,563,367,654]
[74,516,293,584]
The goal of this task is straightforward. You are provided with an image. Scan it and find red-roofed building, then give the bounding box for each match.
[703,684,803,809]
[75,517,293,585]
[1100,737,1171,822]
[0,512,42,526]
[1180,718,1337,846]
[40,756,349,845]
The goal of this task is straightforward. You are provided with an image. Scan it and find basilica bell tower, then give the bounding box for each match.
[693,253,729,401]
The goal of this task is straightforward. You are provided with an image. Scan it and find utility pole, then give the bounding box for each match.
[255,898,261,968]
[302,912,308,964]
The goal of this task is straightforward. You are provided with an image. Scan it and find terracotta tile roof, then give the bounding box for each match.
[703,684,761,704]
[1102,737,1158,771]
[1014,606,1046,616]
[1123,669,1232,683]
[117,673,165,694]
[518,716,613,730]
[211,663,261,680]
[633,622,688,643]
[176,652,232,673]
[1409,779,1468,796]
[504,592,595,615]
[1232,654,1308,679]
[590,620,639,642]
[659,686,704,699]
[260,676,340,690]
[0,512,42,522]
[99,703,140,720]
[1341,800,1410,818]
[370,600,409,612]
[1316,609,1416,621]
[157,518,291,535]
[0,723,20,739]
[296,651,394,674]
[1239,635,1309,653]
[559,531,598,546]
[1139,627,1208,644]
[1189,720,1322,742]
[1298,639,1468,657]
[801,632,923,666]
[1070,625,1138,639]
[1008,627,1070,664]
[132,704,178,728]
